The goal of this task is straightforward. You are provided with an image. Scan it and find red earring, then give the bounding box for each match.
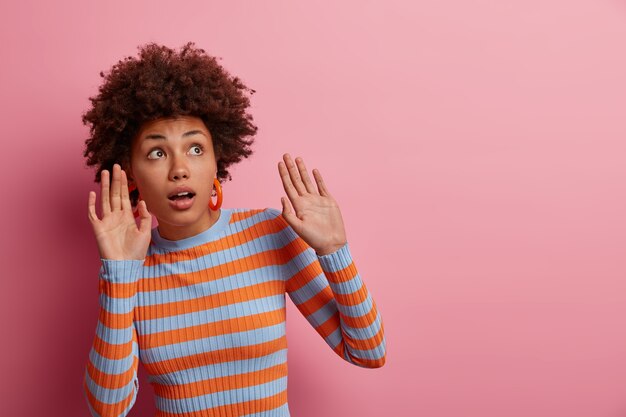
[209,178,222,211]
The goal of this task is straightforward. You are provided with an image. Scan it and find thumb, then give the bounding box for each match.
[137,200,152,234]
[281,197,298,226]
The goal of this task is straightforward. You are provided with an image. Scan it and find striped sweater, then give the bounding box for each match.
[84,207,386,417]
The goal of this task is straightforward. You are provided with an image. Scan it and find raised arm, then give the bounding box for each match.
[83,164,153,416]
[274,153,386,367]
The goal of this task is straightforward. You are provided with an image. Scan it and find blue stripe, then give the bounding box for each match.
[353,336,387,359]
[141,323,286,364]
[302,293,374,324]
[336,293,374,317]
[88,342,138,375]
[99,292,136,314]
[342,338,386,367]
[326,326,343,348]
[305,299,337,327]
[150,349,288,385]
[85,398,103,417]
[99,259,144,284]
[348,311,383,339]
[84,369,137,405]
[136,295,285,334]
[156,377,288,413]
[241,402,290,417]
[327,273,363,295]
[339,311,384,340]
[95,321,134,345]
[338,335,387,361]
[85,395,138,417]
[322,312,383,354]
[316,242,353,272]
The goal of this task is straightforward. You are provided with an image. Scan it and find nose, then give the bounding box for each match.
[168,156,190,181]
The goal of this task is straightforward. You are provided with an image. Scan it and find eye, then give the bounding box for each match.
[189,144,204,155]
[147,148,165,159]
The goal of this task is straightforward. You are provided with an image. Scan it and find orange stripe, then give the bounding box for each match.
[155,363,288,399]
[138,309,286,347]
[139,238,304,291]
[282,232,311,262]
[294,286,333,317]
[93,334,134,360]
[156,390,288,417]
[229,209,265,223]
[99,280,137,299]
[145,217,288,266]
[323,261,359,283]
[145,337,288,375]
[334,285,369,306]
[293,287,377,329]
[98,310,134,330]
[86,356,139,390]
[342,322,386,351]
[334,346,386,368]
[331,325,386,368]
[285,262,323,293]
[301,303,378,340]
[136,280,284,320]
[315,314,341,340]
[84,378,136,416]
[341,305,378,328]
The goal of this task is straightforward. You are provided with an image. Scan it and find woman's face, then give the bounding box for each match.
[126,115,220,241]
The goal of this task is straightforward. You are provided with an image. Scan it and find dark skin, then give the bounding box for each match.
[87,118,347,260]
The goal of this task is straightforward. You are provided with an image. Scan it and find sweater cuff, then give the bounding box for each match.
[99,259,144,284]
[316,242,353,273]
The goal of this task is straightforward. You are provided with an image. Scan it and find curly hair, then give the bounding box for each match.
[82,42,258,206]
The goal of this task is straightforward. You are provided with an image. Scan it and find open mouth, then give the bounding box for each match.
[168,192,196,201]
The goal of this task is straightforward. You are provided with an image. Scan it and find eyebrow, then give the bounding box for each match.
[143,130,207,140]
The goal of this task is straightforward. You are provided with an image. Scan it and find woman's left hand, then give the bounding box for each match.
[278,153,347,256]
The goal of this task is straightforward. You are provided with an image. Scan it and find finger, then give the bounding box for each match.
[283,153,307,196]
[101,169,111,215]
[120,169,132,212]
[281,196,300,227]
[278,160,299,203]
[280,196,292,216]
[137,200,152,234]
[313,169,330,197]
[110,164,122,211]
[295,157,318,195]
[88,191,100,223]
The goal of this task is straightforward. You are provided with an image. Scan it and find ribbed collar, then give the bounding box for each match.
[150,208,232,251]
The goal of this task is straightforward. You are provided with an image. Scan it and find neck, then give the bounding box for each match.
[156,208,221,241]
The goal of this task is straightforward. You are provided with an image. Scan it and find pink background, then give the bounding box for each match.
[1,1,626,416]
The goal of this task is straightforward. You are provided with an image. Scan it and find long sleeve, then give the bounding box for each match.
[83,259,144,417]
[276,214,386,368]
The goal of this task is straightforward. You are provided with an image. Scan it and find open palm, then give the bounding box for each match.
[278,154,347,256]
[87,164,153,261]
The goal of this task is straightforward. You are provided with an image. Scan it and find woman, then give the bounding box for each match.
[82,42,386,417]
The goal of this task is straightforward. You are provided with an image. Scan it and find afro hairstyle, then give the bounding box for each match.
[82,41,258,206]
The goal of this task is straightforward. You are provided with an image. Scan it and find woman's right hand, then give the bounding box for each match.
[88,163,153,261]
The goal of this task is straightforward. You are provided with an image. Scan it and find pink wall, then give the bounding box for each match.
[1,1,626,416]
